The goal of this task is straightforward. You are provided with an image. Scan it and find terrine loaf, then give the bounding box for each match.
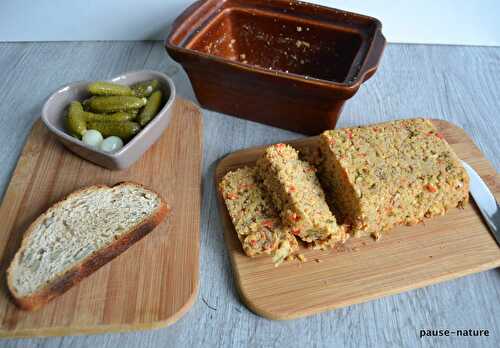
[219,167,298,265]
[256,144,345,249]
[320,118,469,236]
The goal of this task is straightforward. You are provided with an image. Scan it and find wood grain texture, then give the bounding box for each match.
[0,41,499,348]
[215,119,500,320]
[0,98,202,338]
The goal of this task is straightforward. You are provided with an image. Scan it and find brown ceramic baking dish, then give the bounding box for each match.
[166,0,385,134]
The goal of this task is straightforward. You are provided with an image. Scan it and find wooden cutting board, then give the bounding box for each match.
[215,119,500,320]
[0,98,202,337]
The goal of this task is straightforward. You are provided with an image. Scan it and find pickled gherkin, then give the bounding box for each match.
[88,81,133,96]
[82,98,92,111]
[138,90,163,126]
[132,80,160,97]
[65,78,168,144]
[84,111,135,122]
[66,101,87,137]
[87,121,140,141]
[128,108,139,117]
[85,96,147,113]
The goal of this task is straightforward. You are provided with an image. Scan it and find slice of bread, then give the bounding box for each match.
[7,182,170,311]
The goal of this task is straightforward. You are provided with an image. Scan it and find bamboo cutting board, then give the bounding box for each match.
[215,119,500,320]
[0,98,202,337]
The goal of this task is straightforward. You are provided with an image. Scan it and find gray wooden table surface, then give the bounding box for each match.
[0,41,499,348]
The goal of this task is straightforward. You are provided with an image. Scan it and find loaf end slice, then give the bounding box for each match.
[320,118,469,236]
[7,182,170,311]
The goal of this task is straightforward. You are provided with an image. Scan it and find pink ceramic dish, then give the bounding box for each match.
[41,70,176,170]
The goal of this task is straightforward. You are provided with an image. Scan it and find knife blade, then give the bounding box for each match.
[461,160,500,246]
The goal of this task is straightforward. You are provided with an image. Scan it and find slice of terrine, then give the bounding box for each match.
[256,144,345,249]
[219,167,298,265]
[320,118,469,236]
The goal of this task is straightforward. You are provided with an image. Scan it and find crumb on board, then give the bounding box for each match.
[372,232,382,241]
[334,244,347,253]
[297,254,307,262]
[343,232,351,242]
[314,258,322,263]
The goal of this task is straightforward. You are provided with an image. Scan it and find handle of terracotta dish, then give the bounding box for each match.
[169,0,208,41]
[358,30,386,82]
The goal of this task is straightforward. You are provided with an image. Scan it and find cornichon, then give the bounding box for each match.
[128,108,139,117]
[88,81,134,96]
[132,80,160,97]
[85,96,147,113]
[87,121,141,141]
[84,111,135,122]
[138,90,163,126]
[82,98,92,111]
[66,101,87,137]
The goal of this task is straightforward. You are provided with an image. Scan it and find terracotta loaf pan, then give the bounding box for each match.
[166,0,385,134]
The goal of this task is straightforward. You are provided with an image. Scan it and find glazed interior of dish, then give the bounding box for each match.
[186,8,363,83]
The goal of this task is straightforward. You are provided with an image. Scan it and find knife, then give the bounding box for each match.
[461,160,500,246]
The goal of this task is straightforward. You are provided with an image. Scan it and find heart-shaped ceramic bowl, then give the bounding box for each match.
[41,70,176,170]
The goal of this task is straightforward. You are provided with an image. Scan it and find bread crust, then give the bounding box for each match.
[6,182,170,311]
